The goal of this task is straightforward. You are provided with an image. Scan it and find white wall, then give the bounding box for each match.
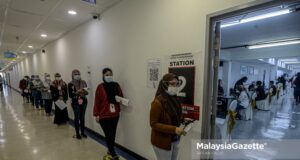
[223,61,276,93]
[7,0,255,159]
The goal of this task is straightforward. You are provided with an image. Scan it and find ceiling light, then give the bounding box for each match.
[247,39,300,49]
[21,51,26,54]
[284,61,300,64]
[68,10,77,15]
[221,9,291,28]
[28,45,33,48]
[280,58,298,62]
[41,34,47,38]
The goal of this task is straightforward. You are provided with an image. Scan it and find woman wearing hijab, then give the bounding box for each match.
[68,69,88,139]
[150,73,185,160]
[42,73,53,116]
[93,68,123,160]
[51,73,69,125]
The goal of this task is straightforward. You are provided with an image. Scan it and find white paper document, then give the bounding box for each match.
[115,96,129,106]
[55,100,67,110]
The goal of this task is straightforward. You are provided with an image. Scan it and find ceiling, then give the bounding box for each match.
[0,0,121,69]
[221,3,300,70]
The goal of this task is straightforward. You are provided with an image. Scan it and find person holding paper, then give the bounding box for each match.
[93,68,123,160]
[68,69,88,139]
[51,73,69,125]
[19,76,29,103]
[150,73,184,160]
[41,74,53,116]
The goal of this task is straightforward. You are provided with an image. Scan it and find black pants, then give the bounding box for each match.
[294,89,300,103]
[72,104,87,136]
[30,91,35,106]
[99,117,119,156]
[44,99,53,114]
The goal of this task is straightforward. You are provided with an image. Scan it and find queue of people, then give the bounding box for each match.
[18,68,125,160]
[17,70,193,160]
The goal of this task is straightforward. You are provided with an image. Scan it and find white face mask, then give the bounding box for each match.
[55,77,61,81]
[166,86,178,96]
[104,76,113,83]
[74,75,81,80]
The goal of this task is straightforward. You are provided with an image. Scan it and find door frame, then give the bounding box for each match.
[201,0,300,141]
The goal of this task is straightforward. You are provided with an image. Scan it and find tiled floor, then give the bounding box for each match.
[0,87,125,160]
[232,90,300,139]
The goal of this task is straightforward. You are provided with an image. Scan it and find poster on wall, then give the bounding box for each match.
[168,53,199,120]
[240,65,247,75]
[147,58,161,88]
[248,66,254,75]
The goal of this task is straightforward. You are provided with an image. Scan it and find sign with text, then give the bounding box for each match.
[81,0,96,4]
[168,53,199,120]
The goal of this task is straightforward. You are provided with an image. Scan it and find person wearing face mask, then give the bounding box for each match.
[93,68,123,160]
[150,73,186,160]
[51,73,69,125]
[34,75,44,109]
[19,76,29,103]
[42,73,53,116]
[68,70,88,139]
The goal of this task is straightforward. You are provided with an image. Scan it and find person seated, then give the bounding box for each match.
[218,79,224,97]
[269,81,277,97]
[255,81,267,101]
[248,81,256,92]
[236,85,249,120]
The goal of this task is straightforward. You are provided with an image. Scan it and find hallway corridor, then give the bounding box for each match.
[0,87,125,160]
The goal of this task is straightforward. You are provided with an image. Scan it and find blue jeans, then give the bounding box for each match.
[72,103,87,136]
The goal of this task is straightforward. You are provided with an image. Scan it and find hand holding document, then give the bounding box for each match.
[180,119,195,136]
[115,96,129,106]
[55,100,67,110]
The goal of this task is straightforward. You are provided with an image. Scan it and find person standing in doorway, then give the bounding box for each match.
[293,72,300,105]
[51,73,69,125]
[68,69,88,139]
[93,68,123,160]
[150,73,185,160]
[42,74,53,116]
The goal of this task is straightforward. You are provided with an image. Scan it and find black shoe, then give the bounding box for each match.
[73,135,81,139]
[81,134,87,138]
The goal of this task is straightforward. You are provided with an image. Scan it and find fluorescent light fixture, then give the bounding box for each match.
[221,9,291,28]
[280,58,298,62]
[247,39,300,49]
[40,34,47,38]
[68,10,77,15]
[284,61,300,64]
[258,59,264,61]
[21,51,26,54]
[28,45,33,48]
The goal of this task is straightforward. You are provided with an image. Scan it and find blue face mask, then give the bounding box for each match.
[74,75,81,80]
[104,76,113,83]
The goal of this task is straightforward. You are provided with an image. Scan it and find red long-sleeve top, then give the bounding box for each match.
[93,83,123,120]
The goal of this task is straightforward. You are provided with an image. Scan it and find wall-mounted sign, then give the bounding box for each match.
[147,58,161,88]
[81,0,96,4]
[168,53,199,120]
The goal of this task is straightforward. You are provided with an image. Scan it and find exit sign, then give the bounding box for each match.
[82,0,96,4]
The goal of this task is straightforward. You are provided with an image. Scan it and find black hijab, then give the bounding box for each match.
[102,68,119,104]
[155,73,182,126]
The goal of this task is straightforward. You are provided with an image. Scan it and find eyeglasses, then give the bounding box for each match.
[163,80,181,87]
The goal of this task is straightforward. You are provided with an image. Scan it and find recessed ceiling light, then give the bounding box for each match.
[41,34,47,38]
[68,10,77,15]
[28,45,33,48]
[21,51,26,54]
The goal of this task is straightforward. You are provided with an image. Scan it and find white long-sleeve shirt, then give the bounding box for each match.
[238,91,249,108]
